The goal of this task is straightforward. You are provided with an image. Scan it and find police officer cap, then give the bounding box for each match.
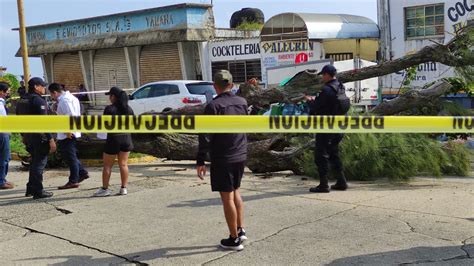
[317,65,337,76]
[28,77,47,88]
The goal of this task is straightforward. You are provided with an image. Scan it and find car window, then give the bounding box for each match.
[185,82,216,95]
[149,84,180,97]
[149,85,167,98]
[133,86,152,99]
[168,85,180,95]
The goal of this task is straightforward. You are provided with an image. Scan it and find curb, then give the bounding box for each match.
[11,153,26,161]
[10,153,158,166]
[80,155,158,167]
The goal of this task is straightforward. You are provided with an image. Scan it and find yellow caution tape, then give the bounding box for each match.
[0,115,472,133]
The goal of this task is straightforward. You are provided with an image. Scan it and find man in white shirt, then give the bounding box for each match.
[48,83,89,189]
[0,82,13,189]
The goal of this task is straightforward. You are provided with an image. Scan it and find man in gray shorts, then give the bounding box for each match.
[197,70,248,251]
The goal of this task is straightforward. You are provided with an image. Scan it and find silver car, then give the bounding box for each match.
[128,80,216,114]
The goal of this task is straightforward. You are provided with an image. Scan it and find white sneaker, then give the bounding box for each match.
[238,227,248,241]
[118,187,127,196]
[93,188,111,197]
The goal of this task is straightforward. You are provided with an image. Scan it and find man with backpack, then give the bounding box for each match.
[306,65,349,193]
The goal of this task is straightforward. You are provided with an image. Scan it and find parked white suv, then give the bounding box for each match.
[128,80,216,114]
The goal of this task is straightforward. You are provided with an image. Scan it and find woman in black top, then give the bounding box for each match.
[93,87,134,197]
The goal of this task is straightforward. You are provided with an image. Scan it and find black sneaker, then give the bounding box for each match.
[238,227,248,241]
[220,236,244,251]
[33,191,53,199]
[309,185,330,193]
[331,182,348,191]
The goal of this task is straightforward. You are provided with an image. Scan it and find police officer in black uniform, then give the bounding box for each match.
[23,77,56,199]
[306,65,349,193]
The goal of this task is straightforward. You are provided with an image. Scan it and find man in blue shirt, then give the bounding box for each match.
[0,82,13,189]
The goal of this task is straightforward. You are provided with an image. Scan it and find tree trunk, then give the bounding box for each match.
[371,80,453,115]
[130,133,308,174]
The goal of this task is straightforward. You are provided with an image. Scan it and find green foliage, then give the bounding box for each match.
[129,152,149,159]
[0,73,20,97]
[10,134,66,168]
[441,101,473,116]
[381,134,449,179]
[455,66,474,86]
[300,147,317,178]
[444,76,474,96]
[236,21,264,30]
[10,133,28,156]
[294,134,470,181]
[398,66,418,94]
[403,66,418,86]
[341,134,383,180]
[441,141,471,176]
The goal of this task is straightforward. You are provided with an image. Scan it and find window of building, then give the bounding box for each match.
[405,4,444,39]
[211,59,262,83]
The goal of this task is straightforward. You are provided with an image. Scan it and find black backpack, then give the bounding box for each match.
[327,82,351,115]
[15,94,32,115]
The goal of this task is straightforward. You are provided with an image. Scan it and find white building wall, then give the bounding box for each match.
[379,0,473,92]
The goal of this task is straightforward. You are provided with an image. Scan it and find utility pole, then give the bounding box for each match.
[17,0,30,82]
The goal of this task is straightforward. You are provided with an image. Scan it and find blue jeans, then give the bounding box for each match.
[0,133,11,186]
[26,141,49,194]
[58,138,88,183]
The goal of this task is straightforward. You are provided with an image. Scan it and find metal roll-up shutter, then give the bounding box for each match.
[53,53,84,92]
[93,48,131,105]
[139,43,182,85]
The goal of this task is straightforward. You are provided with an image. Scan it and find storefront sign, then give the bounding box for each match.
[25,6,212,45]
[447,0,473,32]
[209,39,261,62]
[261,41,315,54]
[393,62,454,87]
[260,40,323,83]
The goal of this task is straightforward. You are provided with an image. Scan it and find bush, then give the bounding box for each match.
[342,134,383,180]
[236,21,264,31]
[441,141,471,176]
[295,133,470,181]
[0,73,20,97]
[9,133,28,156]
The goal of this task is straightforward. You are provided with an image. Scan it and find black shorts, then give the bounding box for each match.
[210,161,245,192]
[104,134,134,155]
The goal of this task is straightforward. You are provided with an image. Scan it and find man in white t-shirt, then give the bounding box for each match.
[48,83,89,189]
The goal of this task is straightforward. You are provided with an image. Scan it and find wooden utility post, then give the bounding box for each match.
[17,0,30,82]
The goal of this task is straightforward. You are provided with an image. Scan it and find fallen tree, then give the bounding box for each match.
[81,26,474,174]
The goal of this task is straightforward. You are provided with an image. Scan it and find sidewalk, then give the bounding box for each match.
[0,160,473,265]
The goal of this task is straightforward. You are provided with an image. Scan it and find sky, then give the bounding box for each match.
[0,0,378,79]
